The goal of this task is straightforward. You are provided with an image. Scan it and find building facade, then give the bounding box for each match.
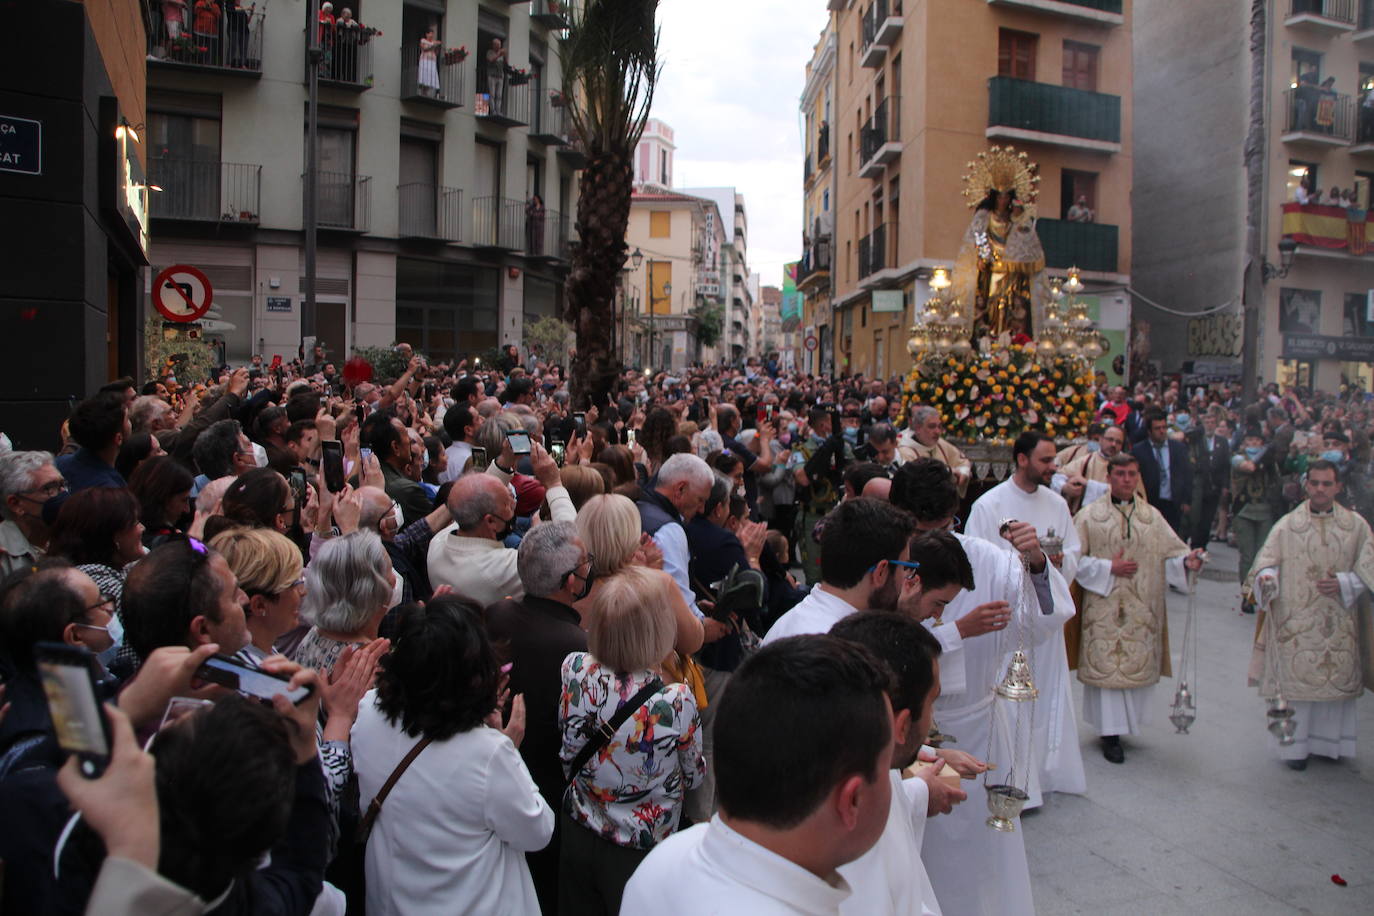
[799,19,837,376]
[760,283,783,359]
[812,0,1133,381]
[683,187,753,365]
[142,0,582,371]
[3,0,150,450]
[634,118,676,191]
[1136,0,1374,393]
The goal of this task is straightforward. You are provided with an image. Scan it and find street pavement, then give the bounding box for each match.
[1022,541,1374,915]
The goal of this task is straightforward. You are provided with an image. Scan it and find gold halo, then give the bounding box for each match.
[962,146,1039,209]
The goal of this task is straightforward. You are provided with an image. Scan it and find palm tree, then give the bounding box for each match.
[560,0,661,408]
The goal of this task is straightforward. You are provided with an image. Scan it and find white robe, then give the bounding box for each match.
[966,479,1088,801]
[921,535,1073,916]
[839,772,939,916]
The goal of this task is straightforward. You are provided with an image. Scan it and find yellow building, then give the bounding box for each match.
[624,190,726,370]
[799,20,838,374]
[818,0,1133,380]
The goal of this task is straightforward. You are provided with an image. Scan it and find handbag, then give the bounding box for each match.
[355,736,433,844]
[565,678,664,788]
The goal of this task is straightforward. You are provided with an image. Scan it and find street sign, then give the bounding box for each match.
[152,265,214,323]
[0,115,41,175]
[804,334,819,352]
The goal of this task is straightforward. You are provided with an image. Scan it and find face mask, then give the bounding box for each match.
[1321,449,1346,464]
[388,502,404,532]
[843,426,859,443]
[1174,415,1191,431]
[1245,446,1263,460]
[1086,441,1101,453]
[388,570,405,609]
[570,566,596,601]
[493,514,516,541]
[252,442,268,468]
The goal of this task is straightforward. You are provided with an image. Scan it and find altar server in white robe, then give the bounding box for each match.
[966,431,1087,802]
[1073,453,1204,763]
[890,460,1073,916]
[1248,459,1374,770]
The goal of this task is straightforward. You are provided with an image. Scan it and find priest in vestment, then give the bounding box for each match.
[1074,453,1204,763]
[1053,424,1144,515]
[1248,460,1374,769]
[899,406,973,496]
[966,431,1087,803]
[890,460,1072,916]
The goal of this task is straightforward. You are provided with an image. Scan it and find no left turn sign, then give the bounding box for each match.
[804,335,819,352]
[152,264,214,323]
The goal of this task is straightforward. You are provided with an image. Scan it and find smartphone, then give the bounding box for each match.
[360,446,372,465]
[470,446,489,471]
[34,642,113,778]
[288,469,307,523]
[506,430,533,455]
[549,439,566,467]
[195,654,314,706]
[625,428,637,448]
[321,439,345,493]
[573,411,587,436]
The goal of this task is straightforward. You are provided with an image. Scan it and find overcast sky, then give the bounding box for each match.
[651,0,829,291]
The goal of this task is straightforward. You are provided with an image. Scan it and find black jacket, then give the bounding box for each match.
[1132,437,1194,508]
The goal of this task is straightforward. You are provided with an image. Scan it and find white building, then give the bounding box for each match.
[144,0,582,367]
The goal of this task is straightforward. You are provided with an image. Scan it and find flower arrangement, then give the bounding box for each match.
[444,45,468,65]
[549,89,565,107]
[901,345,1094,444]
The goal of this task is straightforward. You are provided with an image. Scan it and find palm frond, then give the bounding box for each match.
[558,0,662,156]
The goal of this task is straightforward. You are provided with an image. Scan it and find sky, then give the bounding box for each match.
[650,0,830,291]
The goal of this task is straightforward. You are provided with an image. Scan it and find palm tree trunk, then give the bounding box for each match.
[1241,0,1267,404]
[568,147,634,409]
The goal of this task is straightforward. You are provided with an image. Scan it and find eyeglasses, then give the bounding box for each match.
[888,559,923,581]
[84,592,116,613]
[20,479,68,500]
[564,553,595,581]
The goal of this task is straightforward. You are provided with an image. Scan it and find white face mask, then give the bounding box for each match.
[388,569,405,609]
[252,442,268,468]
[389,502,404,531]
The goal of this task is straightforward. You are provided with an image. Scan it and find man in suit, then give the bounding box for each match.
[1132,407,1192,534]
[1185,409,1231,549]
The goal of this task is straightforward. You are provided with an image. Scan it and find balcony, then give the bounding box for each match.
[471,196,526,250]
[148,159,261,224]
[1281,202,1374,259]
[557,136,589,169]
[1281,87,1354,146]
[476,77,531,127]
[986,76,1121,153]
[1036,218,1118,273]
[860,0,903,68]
[399,45,464,108]
[804,155,814,186]
[309,171,371,232]
[986,0,1123,27]
[859,96,903,179]
[1284,0,1358,34]
[313,27,376,91]
[530,97,571,145]
[858,224,889,280]
[1355,0,1374,41]
[817,123,831,164]
[531,0,571,29]
[397,184,462,242]
[797,241,832,289]
[526,208,573,262]
[147,7,264,76]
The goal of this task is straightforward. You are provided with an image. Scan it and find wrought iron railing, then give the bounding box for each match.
[148,159,261,223]
[524,207,571,259]
[400,44,464,104]
[476,74,531,124]
[311,171,371,231]
[860,96,901,165]
[314,24,377,89]
[398,183,462,241]
[817,123,830,161]
[147,6,264,72]
[531,0,571,29]
[858,224,888,278]
[472,196,526,250]
[1283,87,1354,141]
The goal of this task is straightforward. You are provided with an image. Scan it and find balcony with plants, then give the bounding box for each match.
[531,0,571,30]
[400,42,465,108]
[148,4,265,76]
[530,92,572,145]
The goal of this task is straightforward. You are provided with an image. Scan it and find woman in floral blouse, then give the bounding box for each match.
[558,565,704,915]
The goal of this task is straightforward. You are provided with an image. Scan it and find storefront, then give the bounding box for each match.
[395,257,500,363]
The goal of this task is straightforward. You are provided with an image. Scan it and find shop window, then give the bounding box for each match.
[396,258,499,361]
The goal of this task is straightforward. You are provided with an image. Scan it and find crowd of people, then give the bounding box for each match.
[0,344,1369,915]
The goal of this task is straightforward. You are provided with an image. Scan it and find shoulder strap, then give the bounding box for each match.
[355,736,433,844]
[565,678,665,788]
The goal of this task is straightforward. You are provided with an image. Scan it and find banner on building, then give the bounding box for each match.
[781,262,802,331]
[1282,333,1374,362]
[1280,202,1373,254]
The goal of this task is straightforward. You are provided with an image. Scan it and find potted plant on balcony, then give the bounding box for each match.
[507,66,531,86]
[550,89,565,108]
[443,45,468,66]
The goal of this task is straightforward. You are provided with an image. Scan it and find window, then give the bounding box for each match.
[1061,170,1098,218]
[1062,41,1098,92]
[998,29,1037,81]
[1287,159,1318,201]
[1279,288,1321,334]
[823,189,830,211]
[660,149,669,185]
[1344,292,1373,338]
[396,258,499,362]
[1290,48,1321,87]
[650,210,672,238]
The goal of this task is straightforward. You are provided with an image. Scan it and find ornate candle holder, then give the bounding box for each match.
[1267,696,1297,745]
[1169,683,1196,734]
[985,784,1030,832]
[995,650,1039,701]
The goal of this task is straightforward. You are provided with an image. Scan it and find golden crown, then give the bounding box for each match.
[961,146,1040,209]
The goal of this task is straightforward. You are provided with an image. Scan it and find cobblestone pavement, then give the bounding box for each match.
[1023,541,1374,915]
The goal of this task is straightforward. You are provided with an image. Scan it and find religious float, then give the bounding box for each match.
[901,147,1106,478]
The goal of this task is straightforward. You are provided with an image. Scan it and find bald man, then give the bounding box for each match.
[426,437,574,606]
[861,476,892,502]
[1055,425,1142,515]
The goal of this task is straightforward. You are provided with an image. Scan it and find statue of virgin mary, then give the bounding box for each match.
[953,147,1050,344]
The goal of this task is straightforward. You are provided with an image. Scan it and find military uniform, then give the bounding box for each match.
[786,432,852,584]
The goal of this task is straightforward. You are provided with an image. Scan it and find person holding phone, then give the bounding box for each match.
[362,411,434,527]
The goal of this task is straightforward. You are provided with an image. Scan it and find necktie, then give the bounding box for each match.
[1156,443,1169,495]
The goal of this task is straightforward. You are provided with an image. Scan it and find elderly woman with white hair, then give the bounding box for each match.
[291,530,397,673]
[0,450,62,578]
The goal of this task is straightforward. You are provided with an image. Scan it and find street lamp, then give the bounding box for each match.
[650,280,671,371]
[1262,237,1299,282]
[630,247,644,270]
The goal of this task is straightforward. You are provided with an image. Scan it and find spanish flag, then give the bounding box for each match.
[1281,202,1374,255]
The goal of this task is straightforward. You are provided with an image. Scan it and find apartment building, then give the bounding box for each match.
[799,20,837,375]
[4,0,149,448]
[142,0,582,368]
[624,189,726,370]
[1136,0,1374,392]
[760,284,783,358]
[814,0,1133,380]
[684,187,754,364]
